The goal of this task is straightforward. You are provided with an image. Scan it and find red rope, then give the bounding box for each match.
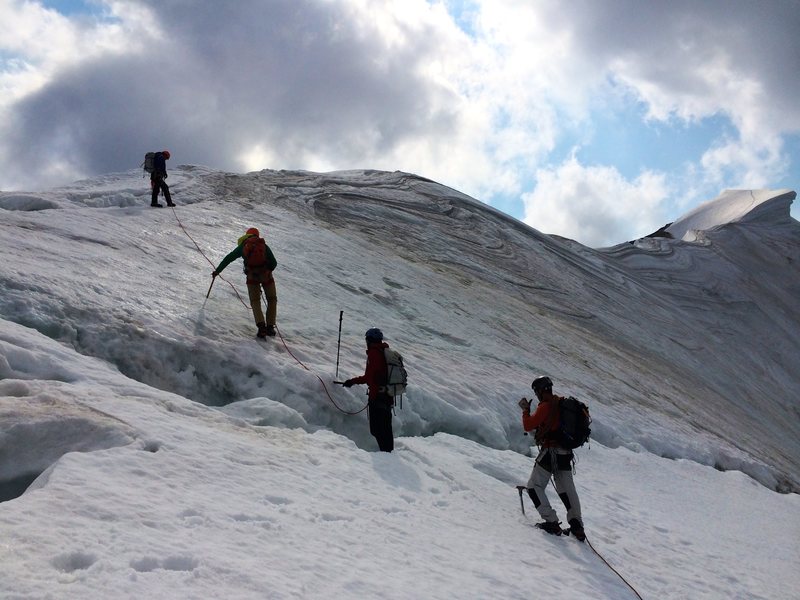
[274,325,368,416]
[169,206,366,415]
[170,205,250,309]
[586,538,644,600]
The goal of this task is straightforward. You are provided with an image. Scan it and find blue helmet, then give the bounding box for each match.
[365,328,384,342]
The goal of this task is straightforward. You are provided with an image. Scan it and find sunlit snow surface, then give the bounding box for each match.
[0,168,798,598]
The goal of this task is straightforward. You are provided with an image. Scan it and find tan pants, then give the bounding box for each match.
[247,279,277,326]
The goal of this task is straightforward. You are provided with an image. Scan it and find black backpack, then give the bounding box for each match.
[557,396,591,449]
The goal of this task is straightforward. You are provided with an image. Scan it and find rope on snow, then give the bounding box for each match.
[585,538,645,600]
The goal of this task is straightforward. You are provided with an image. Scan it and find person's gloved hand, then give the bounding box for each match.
[212,270,219,278]
[518,397,531,411]
[343,379,354,388]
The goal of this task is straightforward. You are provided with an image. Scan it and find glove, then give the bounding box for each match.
[518,397,531,411]
[212,270,219,278]
[343,379,354,388]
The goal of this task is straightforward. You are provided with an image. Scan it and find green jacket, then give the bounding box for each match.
[215,235,277,275]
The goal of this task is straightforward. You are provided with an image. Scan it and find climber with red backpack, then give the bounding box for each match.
[518,375,589,541]
[211,227,278,338]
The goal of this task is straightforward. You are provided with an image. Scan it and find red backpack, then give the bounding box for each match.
[242,236,269,269]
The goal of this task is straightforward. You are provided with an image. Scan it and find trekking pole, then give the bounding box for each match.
[206,275,217,299]
[335,310,344,379]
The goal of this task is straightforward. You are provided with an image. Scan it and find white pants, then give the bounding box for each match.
[526,447,582,524]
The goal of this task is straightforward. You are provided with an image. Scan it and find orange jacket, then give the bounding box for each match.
[522,396,562,447]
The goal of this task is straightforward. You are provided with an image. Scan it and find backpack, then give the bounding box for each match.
[242,236,269,269]
[142,152,156,174]
[557,396,591,449]
[383,348,407,398]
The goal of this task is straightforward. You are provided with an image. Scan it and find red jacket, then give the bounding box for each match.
[350,341,389,401]
[522,395,562,447]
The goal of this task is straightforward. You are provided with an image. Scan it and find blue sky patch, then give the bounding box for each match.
[780,134,800,221]
[444,0,480,38]
[39,0,97,16]
[572,105,735,180]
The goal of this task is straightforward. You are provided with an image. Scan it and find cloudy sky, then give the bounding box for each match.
[2,0,798,246]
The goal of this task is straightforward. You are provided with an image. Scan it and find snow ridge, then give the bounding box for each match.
[666,188,796,242]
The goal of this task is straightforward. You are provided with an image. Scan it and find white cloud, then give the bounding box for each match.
[552,0,800,191]
[699,133,788,191]
[523,155,670,246]
[0,0,797,242]
[0,0,569,203]
[0,0,152,102]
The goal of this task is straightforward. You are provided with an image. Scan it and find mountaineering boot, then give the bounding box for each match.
[266,324,276,337]
[535,521,563,536]
[166,202,176,207]
[151,202,164,208]
[256,322,268,338]
[568,518,586,542]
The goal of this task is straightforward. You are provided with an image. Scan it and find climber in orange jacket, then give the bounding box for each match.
[520,375,585,540]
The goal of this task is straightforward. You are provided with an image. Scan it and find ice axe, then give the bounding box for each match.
[206,274,217,299]
[516,485,527,515]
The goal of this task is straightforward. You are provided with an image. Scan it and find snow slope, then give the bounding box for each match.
[1,321,798,599]
[0,167,798,599]
[2,168,797,490]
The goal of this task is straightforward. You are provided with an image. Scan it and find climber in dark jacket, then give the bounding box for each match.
[151,150,174,207]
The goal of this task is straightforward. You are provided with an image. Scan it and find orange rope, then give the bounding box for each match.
[170,205,250,309]
[586,538,644,600]
[275,325,368,415]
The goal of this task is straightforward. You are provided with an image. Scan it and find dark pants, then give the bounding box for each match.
[368,394,394,452]
[151,175,172,205]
